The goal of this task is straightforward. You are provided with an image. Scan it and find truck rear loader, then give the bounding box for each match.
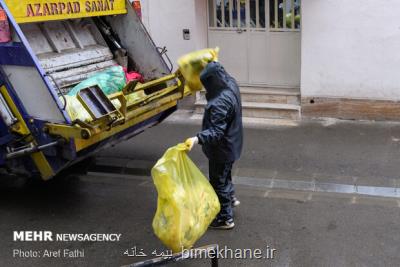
[0,0,195,180]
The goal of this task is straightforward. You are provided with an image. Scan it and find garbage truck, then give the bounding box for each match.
[0,0,199,180]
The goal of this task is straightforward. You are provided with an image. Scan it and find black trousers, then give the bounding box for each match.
[209,161,235,221]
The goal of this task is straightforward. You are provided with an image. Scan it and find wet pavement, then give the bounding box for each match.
[1,172,400,267]
[1,118,400,266]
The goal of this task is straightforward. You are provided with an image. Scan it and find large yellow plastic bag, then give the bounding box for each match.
[177,48,219,93]
[152,143,220,252]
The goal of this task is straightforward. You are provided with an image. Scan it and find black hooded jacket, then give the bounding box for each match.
[196,61,243,163]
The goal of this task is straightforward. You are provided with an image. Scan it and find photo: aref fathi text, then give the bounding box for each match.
[13,249,84,258]
[13,231,122,242]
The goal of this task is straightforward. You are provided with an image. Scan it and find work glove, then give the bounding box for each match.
[185,137,199,151]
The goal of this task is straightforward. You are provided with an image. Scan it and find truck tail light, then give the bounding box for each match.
[0,7,11,43]
[132,1,142,19]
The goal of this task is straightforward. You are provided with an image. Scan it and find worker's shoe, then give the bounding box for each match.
[209,218,235,230]
[231,195,241,207]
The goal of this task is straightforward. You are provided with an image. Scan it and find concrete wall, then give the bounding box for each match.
[141,0,208,71]
[301,0,400,101]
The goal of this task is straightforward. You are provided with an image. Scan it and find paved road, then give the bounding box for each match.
[1,172,400,267]
[99,118,400,187]
[1,119,400,266]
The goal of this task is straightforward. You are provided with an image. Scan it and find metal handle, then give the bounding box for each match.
[157,46,174,72]
[6,139,65,160]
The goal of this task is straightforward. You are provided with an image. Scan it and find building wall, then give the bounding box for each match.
[301,0,400,101]
[141,0,400,120]
[140,0,208,109]
[141,0,208,70]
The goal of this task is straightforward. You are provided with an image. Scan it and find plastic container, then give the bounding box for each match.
[0,8,11,43]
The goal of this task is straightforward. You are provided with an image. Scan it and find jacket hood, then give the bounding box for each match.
[200,61,230,100]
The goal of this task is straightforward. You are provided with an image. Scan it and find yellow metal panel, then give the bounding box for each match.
[75,101,177,151]
[0,86,54,180]
[44,123,92,140]
[0,86,30,136]
[30,152,56,180]
[4,0,127,23]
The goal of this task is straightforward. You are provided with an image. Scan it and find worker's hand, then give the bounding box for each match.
[185,137,199,151]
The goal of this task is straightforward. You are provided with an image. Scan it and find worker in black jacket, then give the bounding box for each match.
[186,61,243,230]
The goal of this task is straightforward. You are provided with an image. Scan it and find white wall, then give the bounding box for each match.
[141,0,208,70]
[301,0,400,100]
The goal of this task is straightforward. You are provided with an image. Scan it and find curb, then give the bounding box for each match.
[89,161,400,200]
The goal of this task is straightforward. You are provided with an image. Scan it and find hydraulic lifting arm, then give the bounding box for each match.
[44,71,187,151]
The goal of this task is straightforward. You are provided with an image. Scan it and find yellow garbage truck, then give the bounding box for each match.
[0,0,195,180]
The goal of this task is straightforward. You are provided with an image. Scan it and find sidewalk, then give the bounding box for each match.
[95,109,400,196]
[164,109,300,128]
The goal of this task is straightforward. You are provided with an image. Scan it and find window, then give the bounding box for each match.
[239,0,246,27]
[209,0,249,28]
[232,0,238,27]
[250,0,266,28]
[209,0,298,30]
[269,0,301,31]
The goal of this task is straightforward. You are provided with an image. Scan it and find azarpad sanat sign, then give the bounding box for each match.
[4,0,126,23]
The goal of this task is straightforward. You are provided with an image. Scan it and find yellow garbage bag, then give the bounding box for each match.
[177,47,219,93]
[152,143,220,252]
[64,95,92,122]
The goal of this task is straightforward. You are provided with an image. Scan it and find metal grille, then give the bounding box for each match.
[209,0,249,29]
[270,0,301,31]
[209,0,300,31]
